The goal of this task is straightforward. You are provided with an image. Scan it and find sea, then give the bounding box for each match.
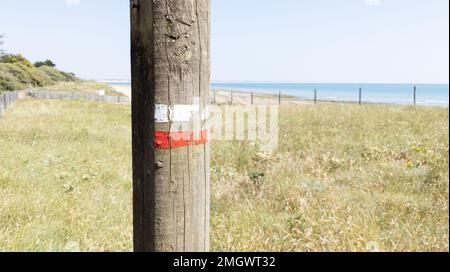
[106,81,449,107]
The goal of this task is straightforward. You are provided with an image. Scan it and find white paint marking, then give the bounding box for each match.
[155,104,169,123]
[155,104,207,123]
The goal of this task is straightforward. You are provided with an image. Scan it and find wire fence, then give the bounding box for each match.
[211,85,448,107]
[1,85,446,119]
[27,90,130,104]
[0,90,130,118]
[0,91,19,118]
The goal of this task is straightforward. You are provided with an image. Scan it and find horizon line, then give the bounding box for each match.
[95,79,450,85]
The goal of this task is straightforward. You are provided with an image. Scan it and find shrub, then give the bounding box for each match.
[1,63,34,86]
[34,60,56,68]
[0,64,26,91]
[0,54,33,67]
[0,61,78,92]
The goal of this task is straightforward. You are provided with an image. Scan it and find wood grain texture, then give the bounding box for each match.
[131,0,210,252]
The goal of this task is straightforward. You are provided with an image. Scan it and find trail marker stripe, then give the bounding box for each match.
[155,130,208,149]
[155,104,208,123]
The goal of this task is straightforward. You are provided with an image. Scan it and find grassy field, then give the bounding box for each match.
[34,81,122,96]
[0,99,448,252]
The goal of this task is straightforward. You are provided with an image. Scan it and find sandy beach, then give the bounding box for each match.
[111,85,132,98]
[110,85,310,105]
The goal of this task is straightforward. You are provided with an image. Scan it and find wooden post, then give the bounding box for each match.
[131,0,211,252]
[0,93,5,116]
[213,89,216,105]
[5,91,10,108]
[278,91,282,105]
[414,85,417,105]
[314,89,317,104]
[230,90,233,105]
[251,92,254,105]
[359,88,362,105]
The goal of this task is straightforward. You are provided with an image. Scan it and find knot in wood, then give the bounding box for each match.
[165,14,176,23]
[155,161,164,169]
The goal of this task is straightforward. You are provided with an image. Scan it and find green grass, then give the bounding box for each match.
[34,81,122,96]
[0,63,77,92]
[0,100,132,251]
[0,100,448,252]
[0,62,120,96]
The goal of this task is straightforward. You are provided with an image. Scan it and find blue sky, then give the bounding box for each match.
[0,0,448,83]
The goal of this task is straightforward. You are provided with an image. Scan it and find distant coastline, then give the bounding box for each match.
[105,81,449,107]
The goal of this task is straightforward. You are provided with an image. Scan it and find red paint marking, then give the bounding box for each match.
[155,130,208,149]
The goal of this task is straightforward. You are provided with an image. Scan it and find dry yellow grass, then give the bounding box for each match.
[212,104,449,252]
[0,100,132,251]
[0,99,448,252]
[36,81,122,96]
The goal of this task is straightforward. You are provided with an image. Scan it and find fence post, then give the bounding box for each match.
[251,92,254,105]
[278,91,282,105]
[314,89,317,105]
[213,89,216,105]
[414,85,417,105]
[359,88,362,105]
[230,90,233,105]
[6,91,11,108]
[0,93,5,116]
